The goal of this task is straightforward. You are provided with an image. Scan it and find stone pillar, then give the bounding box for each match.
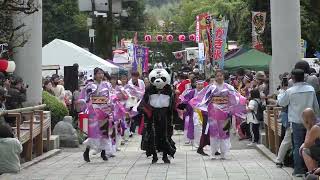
[13,0,42,105]
[270,0,301,93]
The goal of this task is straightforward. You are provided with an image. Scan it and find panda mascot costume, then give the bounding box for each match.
[140,68,176,164]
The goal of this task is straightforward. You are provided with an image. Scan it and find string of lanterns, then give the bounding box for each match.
[144,34,196,43]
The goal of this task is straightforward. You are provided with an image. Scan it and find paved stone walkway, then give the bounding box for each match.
[1,132,294,180]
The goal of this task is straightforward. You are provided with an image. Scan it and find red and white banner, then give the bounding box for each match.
[79,113,89,134]
[252,12,266,51]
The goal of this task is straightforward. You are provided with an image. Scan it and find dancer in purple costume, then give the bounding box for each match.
[190,70,246,159]
[179,80,205,146]
[78,68,113,162]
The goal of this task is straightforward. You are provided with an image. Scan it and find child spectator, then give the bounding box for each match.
[246,89,262,146]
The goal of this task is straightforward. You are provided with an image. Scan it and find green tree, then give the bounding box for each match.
[42,0,88,47]
[121,0,146,31]
[301,0,320,56]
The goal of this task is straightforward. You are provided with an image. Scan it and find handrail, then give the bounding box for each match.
[0,104,46,116]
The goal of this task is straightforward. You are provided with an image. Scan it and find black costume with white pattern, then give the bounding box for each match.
[141,68,176,163]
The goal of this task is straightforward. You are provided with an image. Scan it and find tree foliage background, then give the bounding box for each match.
[145,0,320,57]
[42,0,88,47]
[40,0,320,60]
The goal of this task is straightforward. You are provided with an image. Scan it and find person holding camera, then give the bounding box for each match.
[0,87,10,125]
[6,76,26,110]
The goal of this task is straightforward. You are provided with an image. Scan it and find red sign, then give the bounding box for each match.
[213,28,224,61]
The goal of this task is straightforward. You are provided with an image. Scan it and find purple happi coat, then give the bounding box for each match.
[110,84,145,136]
[189,83,246,139]
[79,81,113,139]
[180,89,197,140]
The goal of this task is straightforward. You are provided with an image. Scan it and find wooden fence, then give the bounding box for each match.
[2,105,51,161]
[263,105,282,154]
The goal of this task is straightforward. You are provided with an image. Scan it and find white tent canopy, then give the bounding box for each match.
[42,39,119,76]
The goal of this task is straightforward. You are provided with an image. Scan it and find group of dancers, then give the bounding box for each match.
[78,67,145,162]
[177,69,246,159]
[78,66,247,163]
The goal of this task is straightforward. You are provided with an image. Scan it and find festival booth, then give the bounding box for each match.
[42,39,120,77]
[224,49,271,72]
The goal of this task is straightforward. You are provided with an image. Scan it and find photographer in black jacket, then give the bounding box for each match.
[6,76,26,110]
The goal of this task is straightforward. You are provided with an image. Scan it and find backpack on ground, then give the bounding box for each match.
[253,99,265,121]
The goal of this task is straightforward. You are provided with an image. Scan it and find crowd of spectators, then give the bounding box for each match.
[0,72,27,124]
[0,73,27,174]
[268,60,320,178]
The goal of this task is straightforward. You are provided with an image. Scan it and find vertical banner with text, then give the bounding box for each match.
[211,19,229,69]
[132,45,149,75]
[252,12,266,51]
[198,43,205,63]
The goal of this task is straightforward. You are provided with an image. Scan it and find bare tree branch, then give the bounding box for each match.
[0,0,38,51]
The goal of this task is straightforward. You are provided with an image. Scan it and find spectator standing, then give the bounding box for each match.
[246,89,262,146]
[0,72,6,87]
[51,74,65,102]
[6,77,26,110]
[43,80,55,95]
[255,71,267,106]
[2,74,10,92]
[295,61,320,105]
[277,69,320,177]
[274,72,291,168]
[275,105,291,168]
[0,87,9,125]
[58,78,64,86]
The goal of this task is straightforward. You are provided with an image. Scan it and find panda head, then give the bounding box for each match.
[149,68,171,89]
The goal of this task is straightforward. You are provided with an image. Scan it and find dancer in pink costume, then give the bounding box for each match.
[78,68,114,162]
[190,70,246,159]
[110,80,145,148]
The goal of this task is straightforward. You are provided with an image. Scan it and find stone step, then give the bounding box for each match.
[43,135,60,152]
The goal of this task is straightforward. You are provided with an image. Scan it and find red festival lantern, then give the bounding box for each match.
[166,35,174,43]
[178,35,186,42]
[189,34,196,42]
[0,59,15,73]
[156,35,164,42]
[144,35,152,43]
